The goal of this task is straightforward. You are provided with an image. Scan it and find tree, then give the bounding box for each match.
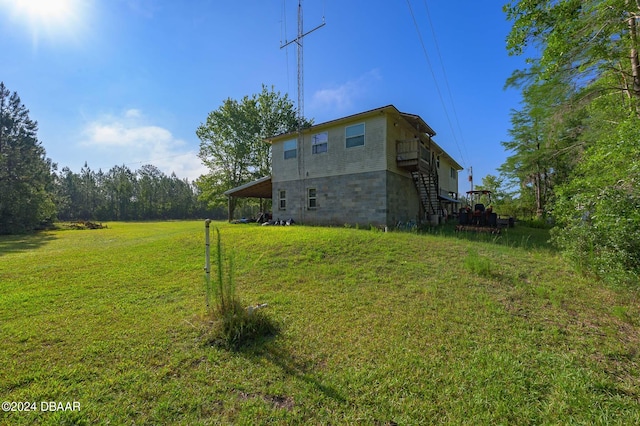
[137,164,164,219]
[504,0,640,113]
[102,165,136,221]
[0,82,56,234]
[500,78,584,218]
[503,1,640,284]
[196,85,304,220]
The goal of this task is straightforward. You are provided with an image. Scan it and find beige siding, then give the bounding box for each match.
[385,118,420,176]
[438,158,459,195]
[269,105,462,225]
[271,137,299,183]
[272,115,388,184]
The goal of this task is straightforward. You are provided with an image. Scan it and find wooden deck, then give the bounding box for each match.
[396,140,431,174]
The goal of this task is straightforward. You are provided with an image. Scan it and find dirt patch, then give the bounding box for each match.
[65,221,107,230]
[237,390,294,411]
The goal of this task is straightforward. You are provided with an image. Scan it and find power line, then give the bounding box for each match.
[405,0,468,169]
[422,0,469,168]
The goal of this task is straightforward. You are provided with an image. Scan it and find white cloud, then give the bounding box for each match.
[79,110,208,182]
[310,69,383,114]
[124,108,142,119]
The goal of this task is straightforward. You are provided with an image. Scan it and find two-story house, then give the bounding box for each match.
[225,105,462,227]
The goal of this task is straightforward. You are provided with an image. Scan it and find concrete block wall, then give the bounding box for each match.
[386,171,421,225]
[273,170,420,227]
[274,171,385,226]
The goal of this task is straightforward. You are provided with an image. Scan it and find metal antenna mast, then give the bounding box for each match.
[280,0,324,223]
[280,0,325,130]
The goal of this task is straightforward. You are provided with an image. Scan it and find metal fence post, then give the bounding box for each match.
[204,219,211,308]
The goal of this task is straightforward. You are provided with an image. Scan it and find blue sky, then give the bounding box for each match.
[0,0,525,186]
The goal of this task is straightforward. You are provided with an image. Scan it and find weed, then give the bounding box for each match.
[464,249,493,277]
[204,226,278,349]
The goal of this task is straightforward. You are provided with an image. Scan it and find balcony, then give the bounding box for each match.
[396,140,431,174]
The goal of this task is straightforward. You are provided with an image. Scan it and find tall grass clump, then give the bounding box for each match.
[463,249,493,278]
[205,227,278,349]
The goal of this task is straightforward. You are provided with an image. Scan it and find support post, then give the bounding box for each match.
[204,219,211,308]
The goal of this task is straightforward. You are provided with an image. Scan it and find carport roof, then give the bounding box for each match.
[223,176,272,198]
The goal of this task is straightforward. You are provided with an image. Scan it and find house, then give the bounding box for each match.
[225,105,462,227]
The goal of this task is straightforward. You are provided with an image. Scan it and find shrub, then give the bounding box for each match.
[551,118,640,287]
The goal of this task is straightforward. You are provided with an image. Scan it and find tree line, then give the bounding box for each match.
[54,163,216,222]
[1,82,299,234]
[0,81,223,234]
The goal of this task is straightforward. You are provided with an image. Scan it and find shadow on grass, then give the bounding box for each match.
[421,223,556,251]
[238,339,346,404]
[0,232,56,256]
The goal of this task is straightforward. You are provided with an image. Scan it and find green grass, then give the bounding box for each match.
[1,221,639,424]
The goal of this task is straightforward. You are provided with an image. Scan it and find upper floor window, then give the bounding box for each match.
[345,123,365,148]
[283,139,297,159]
[312,132,328,154]
[450,167,457,179]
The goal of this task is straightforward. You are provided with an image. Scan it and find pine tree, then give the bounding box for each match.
[0,82,56,234]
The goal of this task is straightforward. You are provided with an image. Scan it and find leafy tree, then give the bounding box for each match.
[196,85,304,219]
[503,1,640,284]
[55,166,80,221]
[474,174,513,210]
[551,87,640,285]
[500,78,584,218]
[504,0,640,111]
[0,82,56,233]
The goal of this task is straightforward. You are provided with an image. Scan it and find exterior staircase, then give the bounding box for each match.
[411,166,439,216]
[396,139,441,220]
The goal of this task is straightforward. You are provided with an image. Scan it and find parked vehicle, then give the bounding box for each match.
[457,190,514,231]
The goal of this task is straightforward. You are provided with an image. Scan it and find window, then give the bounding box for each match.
[279,190,286,210]
[436,155,440,168]
[283,139,297,159]
[345,123,365,148]
[450,167,457,179]
[312,132,328,154]
[308,188,317,209]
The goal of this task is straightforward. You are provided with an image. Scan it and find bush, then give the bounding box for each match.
[208,299,279,349]
[551,119,640,287]
[551,186,640,286]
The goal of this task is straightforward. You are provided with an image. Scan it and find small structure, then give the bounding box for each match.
[226,105,462,227]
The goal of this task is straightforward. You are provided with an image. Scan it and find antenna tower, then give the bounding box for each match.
[281,0,325,130]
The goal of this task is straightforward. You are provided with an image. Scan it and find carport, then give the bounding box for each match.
[223,176,272,221]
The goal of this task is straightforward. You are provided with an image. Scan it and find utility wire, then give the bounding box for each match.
[405,0,468,169]
[422,0,469,168]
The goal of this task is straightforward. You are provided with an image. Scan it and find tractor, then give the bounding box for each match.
[457,190,514,231]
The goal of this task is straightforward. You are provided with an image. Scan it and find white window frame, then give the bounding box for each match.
[307,188,317,209]
[312,132,328,154]
[345,123,365,148]
[283,139,297,159]
[279,190,286,210]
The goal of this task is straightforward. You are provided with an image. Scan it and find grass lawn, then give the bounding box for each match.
[1,221,638,424]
